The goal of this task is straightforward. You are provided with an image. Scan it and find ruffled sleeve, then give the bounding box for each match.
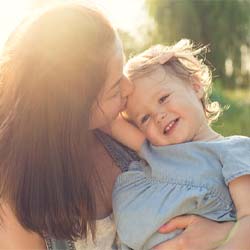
[221,136,250,185]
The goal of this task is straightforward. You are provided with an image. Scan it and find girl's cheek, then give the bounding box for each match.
[146,122,155,139]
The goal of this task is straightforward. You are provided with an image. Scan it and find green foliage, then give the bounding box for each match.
[120,1,250,137]
[118,29,138,59]
[118,27,158,60]
[211,82,250,136]
[145,0,250,88]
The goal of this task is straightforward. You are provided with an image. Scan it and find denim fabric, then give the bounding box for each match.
[44,236,75,250]
[113,136,250,250]
[95,129,140,171]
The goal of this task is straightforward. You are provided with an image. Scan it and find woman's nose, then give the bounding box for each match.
[120,77,134,110]
[120,77,134,99]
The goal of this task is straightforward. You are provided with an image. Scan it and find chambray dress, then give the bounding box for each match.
[45,130,140,250]
[113,136,250,250]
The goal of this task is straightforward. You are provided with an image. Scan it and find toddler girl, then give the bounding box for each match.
[110,39,250,250]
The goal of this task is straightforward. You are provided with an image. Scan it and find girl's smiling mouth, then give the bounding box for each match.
[163,118,179,135]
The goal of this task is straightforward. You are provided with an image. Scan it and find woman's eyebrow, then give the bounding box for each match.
[106,76,123,100]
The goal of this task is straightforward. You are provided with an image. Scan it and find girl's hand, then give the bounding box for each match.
[154,215,234,250]
[109,114,145,152]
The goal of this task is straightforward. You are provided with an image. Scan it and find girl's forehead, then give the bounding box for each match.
[133,67,169,92]
[145,66,167,83]
[126,70,166,119]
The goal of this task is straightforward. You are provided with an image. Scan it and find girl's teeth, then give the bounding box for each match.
[164,120,176,134]
[166,121,174,130]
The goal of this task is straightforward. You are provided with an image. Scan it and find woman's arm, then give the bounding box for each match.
[153,215,234,250]
[110,114,145,152]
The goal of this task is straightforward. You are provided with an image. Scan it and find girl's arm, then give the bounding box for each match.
[110,114,145,152]
[215,175,250,250]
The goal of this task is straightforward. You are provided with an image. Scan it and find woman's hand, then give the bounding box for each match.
[154,215,234,250]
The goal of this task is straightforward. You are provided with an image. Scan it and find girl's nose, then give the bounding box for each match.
[155,112,167,124]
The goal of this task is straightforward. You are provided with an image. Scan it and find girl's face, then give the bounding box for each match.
[126,66,210,146]
[90,40,133,129]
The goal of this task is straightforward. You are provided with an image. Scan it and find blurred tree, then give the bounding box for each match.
[118,29,140,59]
[118,24,158,60]
[145,0,250,88]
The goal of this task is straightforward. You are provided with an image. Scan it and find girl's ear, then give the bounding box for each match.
[190,75,204,99]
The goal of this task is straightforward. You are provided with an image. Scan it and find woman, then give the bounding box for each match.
[0,2,234,250]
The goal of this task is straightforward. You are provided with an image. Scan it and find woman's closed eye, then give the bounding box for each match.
[141,114,150,124]
[107,85,121,99]
[159,94,170,104]
[107,77,123,99]
[109,89,120,99]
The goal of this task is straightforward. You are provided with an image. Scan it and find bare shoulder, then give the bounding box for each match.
[0,203,47,249]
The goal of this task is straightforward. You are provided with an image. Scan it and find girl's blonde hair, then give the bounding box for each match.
[125,39,222,123]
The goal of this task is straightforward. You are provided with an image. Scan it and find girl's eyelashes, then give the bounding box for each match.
[141,114,150,124]
[159,94,170,104]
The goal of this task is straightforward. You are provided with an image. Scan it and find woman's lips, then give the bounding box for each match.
[163,118,179,135]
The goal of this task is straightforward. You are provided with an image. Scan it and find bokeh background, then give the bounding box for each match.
[0,0,249,136]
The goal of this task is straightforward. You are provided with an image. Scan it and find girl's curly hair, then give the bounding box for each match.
[125,39,222,124]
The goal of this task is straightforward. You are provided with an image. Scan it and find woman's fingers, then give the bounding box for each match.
[156,215,234,250]
[155,215,197,250]
[153,235,181,250]
[158,215,196,233]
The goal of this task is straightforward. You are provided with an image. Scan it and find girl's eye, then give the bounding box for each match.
[141,114,150,124]
[159,95,169,104]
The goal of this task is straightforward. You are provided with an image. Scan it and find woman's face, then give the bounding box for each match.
[89,40,133,129]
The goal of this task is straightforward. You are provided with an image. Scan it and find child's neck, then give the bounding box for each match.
[192,123,223,142]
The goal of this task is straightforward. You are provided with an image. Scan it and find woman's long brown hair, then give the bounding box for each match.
[0,3,116,240]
